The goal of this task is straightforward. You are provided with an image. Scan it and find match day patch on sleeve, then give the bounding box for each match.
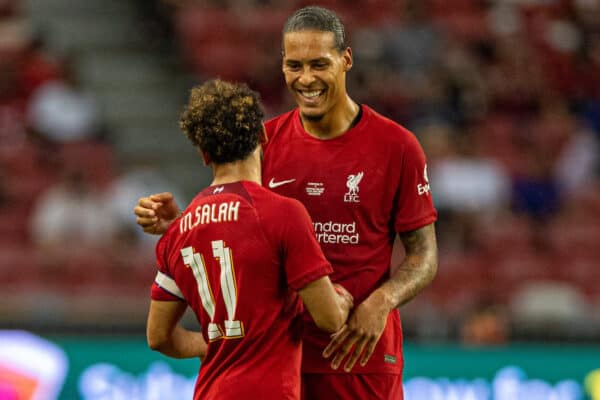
[155,271,184,299]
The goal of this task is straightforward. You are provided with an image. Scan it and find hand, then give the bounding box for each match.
[333,283,354,310]
[322,290,389,372]
[134,192,181,235]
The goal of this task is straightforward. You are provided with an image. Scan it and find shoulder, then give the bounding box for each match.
[248,186,312,247]
[250,184,308,222]
[363,105,423,152]
[155,221,180,268]
[364,106,415,141]
[247,185,311,231]
[264,109,296,142]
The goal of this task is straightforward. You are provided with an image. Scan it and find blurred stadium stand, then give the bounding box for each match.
[1,0,599,343]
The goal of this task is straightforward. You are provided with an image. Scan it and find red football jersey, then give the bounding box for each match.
[151,181,332,400]
[263,105,438,374]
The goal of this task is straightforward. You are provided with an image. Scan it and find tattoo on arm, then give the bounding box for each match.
[379,224,438,309]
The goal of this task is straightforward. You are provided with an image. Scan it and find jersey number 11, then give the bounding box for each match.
[181,240,244,342]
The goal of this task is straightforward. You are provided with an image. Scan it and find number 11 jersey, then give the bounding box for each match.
[150,181,333,400]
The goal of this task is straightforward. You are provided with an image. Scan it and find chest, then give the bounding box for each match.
[263,137,396,221]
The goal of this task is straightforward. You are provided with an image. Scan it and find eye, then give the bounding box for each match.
[311,59,331,71]
[285,62,301,71]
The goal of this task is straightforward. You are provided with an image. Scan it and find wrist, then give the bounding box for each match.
[334,286,354,309]
[168,211,182,224]
[371,286,396,313]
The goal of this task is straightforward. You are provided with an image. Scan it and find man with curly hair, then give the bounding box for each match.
[145,79,353,400]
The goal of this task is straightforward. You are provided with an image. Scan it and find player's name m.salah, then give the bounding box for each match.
[179,201,240,233]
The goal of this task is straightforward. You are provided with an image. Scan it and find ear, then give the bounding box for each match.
[343,47,353,72]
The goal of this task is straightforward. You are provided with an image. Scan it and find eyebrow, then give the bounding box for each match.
[284,57,331,64]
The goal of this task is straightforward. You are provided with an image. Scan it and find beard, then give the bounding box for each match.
[300,111,325,122]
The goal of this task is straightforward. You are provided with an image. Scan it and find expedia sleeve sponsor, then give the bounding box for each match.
[313,221,359,244]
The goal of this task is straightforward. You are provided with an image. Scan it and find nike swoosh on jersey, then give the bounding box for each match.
[268,178,296,188]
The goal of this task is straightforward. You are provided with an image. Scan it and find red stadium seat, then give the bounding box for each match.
[472,115,528,175]
[545,212,600,260]
[474,213,537,258]
[175,6,241,57]
[428,0,482,16]
[59,141,116,188]
[432,11,492,43]
[0,243,43,285]
[566,255,600,299]
[489,251,556,303]
[0,204,31,244]
[565,186,600,220]
[188,42,257,82]
[243,8,290,38]
[427,251,489,314]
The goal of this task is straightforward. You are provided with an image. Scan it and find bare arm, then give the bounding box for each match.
[147,300,207,360]
[299,277,353,333]
[374,223,438,309]
[323,223,438,371]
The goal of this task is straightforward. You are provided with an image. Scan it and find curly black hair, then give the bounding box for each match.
[180,79,265,164]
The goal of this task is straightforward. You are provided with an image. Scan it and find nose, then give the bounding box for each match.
[297,65,315,87]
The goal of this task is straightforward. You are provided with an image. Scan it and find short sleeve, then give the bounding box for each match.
[393,133,438,233]
[150,232,185,302]
[280,199,333,290]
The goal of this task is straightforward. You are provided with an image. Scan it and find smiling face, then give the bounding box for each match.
[282,30,352,122]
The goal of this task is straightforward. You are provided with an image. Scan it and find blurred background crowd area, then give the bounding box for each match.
[1,0,599,344]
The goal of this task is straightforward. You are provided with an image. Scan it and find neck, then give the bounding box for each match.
[301,94,359,139]
[210,148,262,186]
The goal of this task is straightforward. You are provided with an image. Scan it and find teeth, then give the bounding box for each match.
[302,90,322,98]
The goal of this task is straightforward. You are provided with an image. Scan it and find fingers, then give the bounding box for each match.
[135,204,161,236]
[360,339,377,367]
[136,197,161,213]
[149,192,173,202]
[134,204,157,219]
[134,202,158,229]
[326,334,377,372]
[322,325,349,359]
[330,335,359,370]
[322,323,383,371]
[343,337,369,372]
[137,216,157,228]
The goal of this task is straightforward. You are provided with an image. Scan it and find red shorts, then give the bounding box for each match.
[301,373,403,400]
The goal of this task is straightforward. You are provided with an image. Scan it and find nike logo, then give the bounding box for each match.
[268,178,296,189]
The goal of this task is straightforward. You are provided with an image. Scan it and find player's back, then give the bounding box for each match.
[155,181,330,400]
